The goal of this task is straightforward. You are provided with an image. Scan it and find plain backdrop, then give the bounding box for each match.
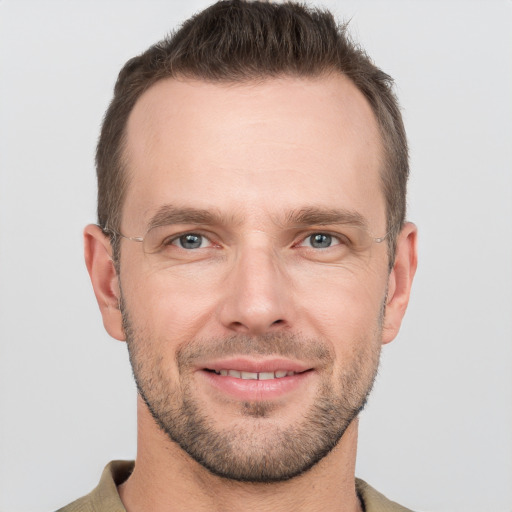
[1,1,511,511]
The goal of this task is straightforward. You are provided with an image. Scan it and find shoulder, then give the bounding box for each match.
[55,461,134,512]
[356,478,415,512]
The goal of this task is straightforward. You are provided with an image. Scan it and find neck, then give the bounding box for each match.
[119,397,363,512]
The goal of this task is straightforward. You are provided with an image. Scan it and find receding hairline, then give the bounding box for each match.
[118,71,388,230]
[97,0,409,268]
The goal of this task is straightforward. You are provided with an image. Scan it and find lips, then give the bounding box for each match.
[200,357,310,376]
[211,369,298,380]
[197,358,314,401]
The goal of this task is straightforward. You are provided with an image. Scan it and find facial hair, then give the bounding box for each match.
[122,307,382,483]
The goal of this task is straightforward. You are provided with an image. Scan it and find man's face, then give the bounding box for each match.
[117,75,392,481]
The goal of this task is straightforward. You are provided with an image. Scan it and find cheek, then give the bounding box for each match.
[119,251,389,346]
[294,262,387,319]
[290,263,387,367]
[120,263,222,339]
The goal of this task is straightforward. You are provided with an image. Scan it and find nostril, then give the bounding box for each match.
[226,318,286,334]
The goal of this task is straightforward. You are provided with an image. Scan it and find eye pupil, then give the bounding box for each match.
[311,233,332,248]
[179,234,202,249]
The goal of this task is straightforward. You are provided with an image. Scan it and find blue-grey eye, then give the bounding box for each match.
[177,234,204,249]
[309,233,333,248]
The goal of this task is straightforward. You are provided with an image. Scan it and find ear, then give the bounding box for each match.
[382,222,418,344]
[84,224,125,341]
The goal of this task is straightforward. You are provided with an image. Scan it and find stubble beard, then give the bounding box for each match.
[122,307,382,483]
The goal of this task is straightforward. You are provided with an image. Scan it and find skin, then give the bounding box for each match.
[84,74,417,512]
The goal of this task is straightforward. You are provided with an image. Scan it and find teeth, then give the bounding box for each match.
[241,371,259,380]
[214,370,297,380]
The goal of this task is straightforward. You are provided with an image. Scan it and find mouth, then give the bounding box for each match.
[197,358,314,401]
[205,368,305,380]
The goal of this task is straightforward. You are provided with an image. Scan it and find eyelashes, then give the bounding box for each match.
[163,231,348,251]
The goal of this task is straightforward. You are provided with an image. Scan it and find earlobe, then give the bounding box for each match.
[382,222,418,344]
[84,224,125,341]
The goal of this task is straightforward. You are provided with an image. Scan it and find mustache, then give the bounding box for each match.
[176,332,334,369]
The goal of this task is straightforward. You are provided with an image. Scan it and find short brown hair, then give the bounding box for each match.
[97,0,408,262]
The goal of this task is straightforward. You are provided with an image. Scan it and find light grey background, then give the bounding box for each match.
[1,1,511,511]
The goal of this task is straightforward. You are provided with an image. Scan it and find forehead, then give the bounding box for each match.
[122,74,385,232]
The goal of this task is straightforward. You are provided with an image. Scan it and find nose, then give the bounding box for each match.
[218,242,292,335]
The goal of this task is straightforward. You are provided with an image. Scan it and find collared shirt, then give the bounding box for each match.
[56,460,414,512]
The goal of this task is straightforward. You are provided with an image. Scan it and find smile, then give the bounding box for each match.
[198,362,315,402]
[211,369,298,380]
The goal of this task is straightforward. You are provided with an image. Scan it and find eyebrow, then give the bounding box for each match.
[282,207,370,230]
[145,204,370,231]
[146,205,240,231]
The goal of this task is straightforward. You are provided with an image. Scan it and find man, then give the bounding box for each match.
[59,1,417,510]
